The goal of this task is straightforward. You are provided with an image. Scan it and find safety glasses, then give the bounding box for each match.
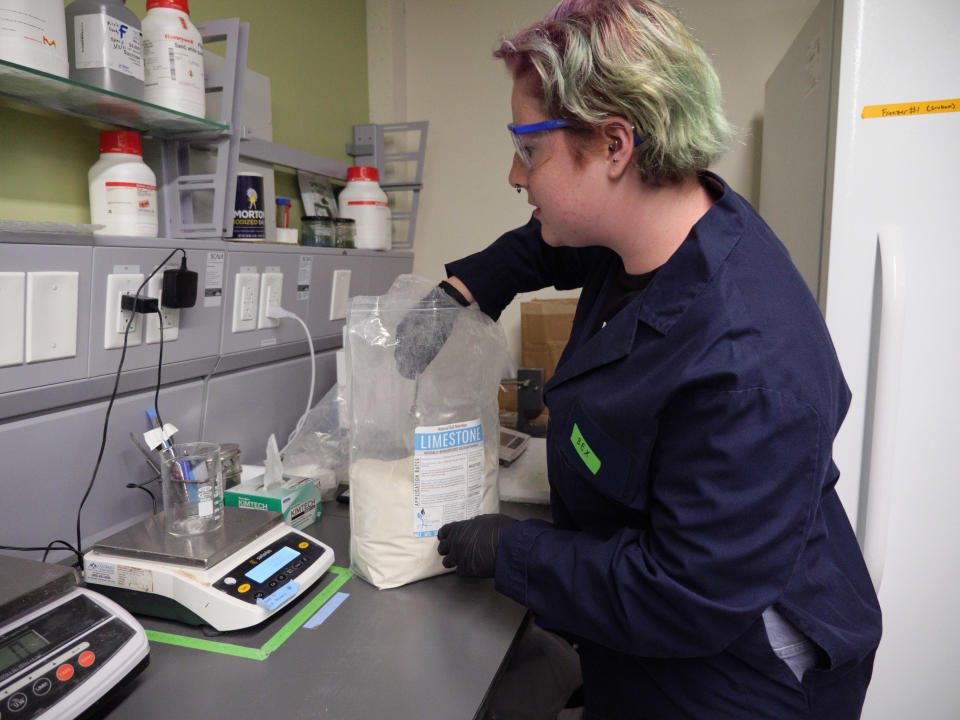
[508,120,646,169]
[508,119,570,169]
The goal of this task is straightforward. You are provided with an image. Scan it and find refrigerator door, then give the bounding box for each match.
[822,0,960,716]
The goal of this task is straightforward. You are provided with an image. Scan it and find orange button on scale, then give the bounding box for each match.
[56,664,74,682]
[298,541,309,549]
[238,583,251,593]
[78,651,95,668]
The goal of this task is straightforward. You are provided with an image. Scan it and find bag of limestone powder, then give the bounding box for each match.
[346,275,514,589]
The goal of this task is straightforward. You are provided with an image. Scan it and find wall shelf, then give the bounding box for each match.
[0,58,229,138]
[239,138,348,180]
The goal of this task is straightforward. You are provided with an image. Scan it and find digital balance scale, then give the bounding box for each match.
[82,507,335,632]
[0,555,149,720]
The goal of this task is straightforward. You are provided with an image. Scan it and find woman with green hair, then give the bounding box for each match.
[426,1,881,716]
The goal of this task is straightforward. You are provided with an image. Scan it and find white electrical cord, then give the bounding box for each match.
[265,303,316,447]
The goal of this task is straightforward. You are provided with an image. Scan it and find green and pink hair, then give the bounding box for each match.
[495,0,731,183]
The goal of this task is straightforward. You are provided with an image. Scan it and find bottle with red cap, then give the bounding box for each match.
[142,0,205,117]
[88,130,158,237]
[338,166,391,250]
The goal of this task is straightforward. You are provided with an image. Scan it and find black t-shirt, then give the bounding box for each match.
[594,260,656,335]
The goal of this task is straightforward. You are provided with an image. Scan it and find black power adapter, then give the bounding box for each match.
[120,294,159,314]
[161,255,198,309]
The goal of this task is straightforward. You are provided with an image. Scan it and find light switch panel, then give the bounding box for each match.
[25,271,79,363]
[0,272,25,367]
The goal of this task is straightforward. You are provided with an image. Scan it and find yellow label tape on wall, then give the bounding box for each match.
[862,99,959,119]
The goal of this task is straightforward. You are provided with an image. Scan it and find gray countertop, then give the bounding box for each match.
[103,500,550,720]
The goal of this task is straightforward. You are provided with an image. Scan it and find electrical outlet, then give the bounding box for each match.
[232,272,259,332]
[104,273,144,349]
[145,271,180,344]
[258,272,283,329]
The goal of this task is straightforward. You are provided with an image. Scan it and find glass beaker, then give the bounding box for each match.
[161,442,223,536]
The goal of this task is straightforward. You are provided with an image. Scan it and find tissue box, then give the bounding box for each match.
[224,475,322,530]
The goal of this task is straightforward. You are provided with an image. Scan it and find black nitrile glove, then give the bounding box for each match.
[436,514,517,577]
[394,282,469,379]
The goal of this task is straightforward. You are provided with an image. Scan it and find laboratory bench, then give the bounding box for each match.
[101,499,551,720]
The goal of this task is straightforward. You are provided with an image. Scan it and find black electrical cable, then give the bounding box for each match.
[153,307,165,428]
[74,248,186,566]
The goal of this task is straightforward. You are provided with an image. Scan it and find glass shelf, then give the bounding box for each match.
[0,58,229,138]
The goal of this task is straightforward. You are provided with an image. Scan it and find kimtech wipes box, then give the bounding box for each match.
[224,475,322,530]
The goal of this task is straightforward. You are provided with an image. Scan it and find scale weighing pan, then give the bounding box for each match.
[83,507,335,631]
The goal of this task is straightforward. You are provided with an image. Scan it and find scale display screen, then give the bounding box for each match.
[245,546,299,584]
[0,629,48,673]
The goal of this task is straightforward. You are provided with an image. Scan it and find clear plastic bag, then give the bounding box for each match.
[347,275,514,588]
[279,383,348,501]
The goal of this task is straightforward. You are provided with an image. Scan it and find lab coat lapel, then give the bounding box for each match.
[546,180,744,394]
[545,295,642,391]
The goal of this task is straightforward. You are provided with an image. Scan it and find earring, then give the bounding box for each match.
[515,185,522,193]
[612,158,618,164]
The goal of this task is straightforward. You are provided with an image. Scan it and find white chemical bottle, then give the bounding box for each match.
[89,130,158,237]
[339,166,390,250]
[0,0,69,78]
[142,0,205,117]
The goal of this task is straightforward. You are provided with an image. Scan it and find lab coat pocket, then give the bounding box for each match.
[556,400,635,504]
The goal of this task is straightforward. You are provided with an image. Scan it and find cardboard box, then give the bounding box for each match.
[521,298,577,383]
[224,475,322,530]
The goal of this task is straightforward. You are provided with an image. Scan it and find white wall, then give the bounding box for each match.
[368,0,819,362]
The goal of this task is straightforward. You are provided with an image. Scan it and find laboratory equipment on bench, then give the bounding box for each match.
[82,507,334,631]
[498,427,531,466]
[0,555,149,720]
[501,368,546,437]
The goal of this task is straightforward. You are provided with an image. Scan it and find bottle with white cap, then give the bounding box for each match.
[142,0,205,117]
[88,130,158,237]
[338,166,390,250]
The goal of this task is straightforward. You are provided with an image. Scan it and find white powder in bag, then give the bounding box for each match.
[349,449,499,589]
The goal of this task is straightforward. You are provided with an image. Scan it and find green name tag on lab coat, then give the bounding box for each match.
[571,423,601,475]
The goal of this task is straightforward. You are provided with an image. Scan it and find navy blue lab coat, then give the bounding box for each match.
[446,174,881,719]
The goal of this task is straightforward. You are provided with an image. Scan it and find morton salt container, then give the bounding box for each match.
[66,0,144,98]
[88,131,158,237]
[338,166,390,250]
[142,0,205,117]
[232,172,265,239]
[0,0,69,78]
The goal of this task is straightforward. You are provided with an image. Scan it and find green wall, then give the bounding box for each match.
[0,0,369,226]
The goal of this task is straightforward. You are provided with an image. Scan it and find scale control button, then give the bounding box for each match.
[255,592,265,599]
[224,577,237,585]
[298,541,309,549]
[277,574,287,582]
[268,581,277,588]
[55,664,74,682]
[32,678,52,696]
[78,651,95,668]
[293,561,303,569]
[237,583,251,594]
[7,692,28,712]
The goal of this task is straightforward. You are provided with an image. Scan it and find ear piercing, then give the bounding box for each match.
[514,185,522,193]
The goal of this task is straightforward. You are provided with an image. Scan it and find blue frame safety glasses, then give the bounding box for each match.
[508,119,570,169]
[508,119,645,169]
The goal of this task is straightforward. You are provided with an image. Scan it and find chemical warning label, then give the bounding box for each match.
[412,419,484,538]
